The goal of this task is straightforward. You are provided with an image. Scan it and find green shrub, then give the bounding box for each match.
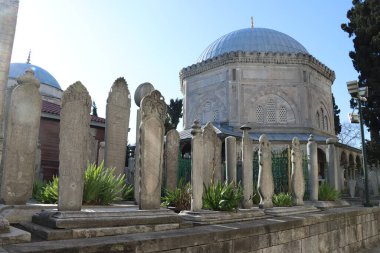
[252,183,260,205]
[203,181,242,211]
[33,176,59,204]
[83,162,126,205]
[273,192,292,207]
[318,182,341,201]
[32,162,126,205]
[161,178,191,212]
[123,184,134,201]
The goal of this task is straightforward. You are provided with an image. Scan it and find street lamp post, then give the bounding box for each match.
[346,81,371,207]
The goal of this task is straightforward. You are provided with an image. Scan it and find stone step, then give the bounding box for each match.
[0,226,30,245]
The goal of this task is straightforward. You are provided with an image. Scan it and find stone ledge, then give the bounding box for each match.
[264,205,320,216]
[0,226,30,246]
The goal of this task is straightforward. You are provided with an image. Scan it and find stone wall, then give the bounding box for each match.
[5,207,380,252]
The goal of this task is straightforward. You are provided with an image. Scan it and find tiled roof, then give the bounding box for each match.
[42,100,105,124]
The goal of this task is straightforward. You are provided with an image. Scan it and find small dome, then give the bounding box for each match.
[9,63,61,90]
[198,28,309,62]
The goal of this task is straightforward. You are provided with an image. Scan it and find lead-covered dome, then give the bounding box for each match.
[198,28,309,62]
[9,63,61,90]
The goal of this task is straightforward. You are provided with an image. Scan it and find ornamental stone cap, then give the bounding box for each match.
[308,134,315,142]
[240,124,251,131]
[134,82,154,107]
[326,137,338,144]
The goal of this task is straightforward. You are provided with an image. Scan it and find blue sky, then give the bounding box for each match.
[10,0,359,143]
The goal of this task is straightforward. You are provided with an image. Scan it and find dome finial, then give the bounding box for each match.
[251,16,254,30]
[26,50,31,64]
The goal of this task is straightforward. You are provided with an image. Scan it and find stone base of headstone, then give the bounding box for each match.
[264,205,320,217]
[23,208,186,240]
[306,200,350,210]
[179,208,265,225]
[0,216,30,245]
[0,203,56,223]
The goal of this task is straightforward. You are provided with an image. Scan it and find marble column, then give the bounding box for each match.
[258,134,274,208]
[241,125,253,209]
[326,138,339,191]
[225,136,237,184]
[307,134,318,201]
[291,137,304,206]
[58,81,91,211]
[191,120,203,212]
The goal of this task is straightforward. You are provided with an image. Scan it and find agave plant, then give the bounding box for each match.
[32,176,59,204]
[318,182,341,201]
[203,181,242,211]
[272,192,292,207]
[161,178,191,212]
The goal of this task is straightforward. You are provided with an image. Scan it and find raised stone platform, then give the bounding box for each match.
[22,208,188,240]
[308,200,350,210]
[179,208,265,224]
[264,205,320,216]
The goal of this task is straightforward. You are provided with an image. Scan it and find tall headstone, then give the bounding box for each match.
[134,82,154,204]
[291,137,305,206]
[0,69,41,204]
[241,125,253,209]
[202,122,217,186]
[86,132,98,164]
[105,77,131,177]
[0,0,19,145]
[214,137,222,182]
[225,136,237,183]
[165,129,180,191]
[97,141,105,166]
[307,134,318,201]
[34,142,42,181]
[258,134,274,209]
[326,138,339,190]
[58,82,91,211]
[191,120,203,211]
[139,90,166,210]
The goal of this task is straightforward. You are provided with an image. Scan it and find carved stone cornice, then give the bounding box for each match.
[179,51,335,92]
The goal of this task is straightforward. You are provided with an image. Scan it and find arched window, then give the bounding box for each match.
[256,106,264,123]
[266,99,276,123]
[316,112,320,128]
[279,106,287,123]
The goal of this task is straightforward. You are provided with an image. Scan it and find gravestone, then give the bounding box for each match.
[214,137,222,182]
[202,122,217,186]
[258,134,274,209]
[105,77,131,177]
[291,137,305,206]
[191,120,203,211]
[86,132,98,164]
[225,136,237,183]
[0,69,41,204]
[97,141,105,166]
[326,138,339,190]
[165,129,180,191]
[307,135,318,201]
[134,82,154,204]
[139,90,167,210]
[58,81,91,211]
[241,125,253,209]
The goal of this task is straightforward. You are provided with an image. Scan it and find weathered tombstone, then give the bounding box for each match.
[291,137,305,206]
[165,129,180,191]
[191,120,203,211]
[241,125,253,209]
[134,82,154,204]
[86,132,98,164]
[225,136,237,183]
[214,137,222,182]
[203,122,217,186]
[0,69,41,204]
[97,141,105,166]
[258,134,274,209]
[35,142,42,181]
[105,77,131,177]
[139,90,167,210]
[126,157,135,185]
[307,134,318,201]
[58,81,91,211]
[326,138,339,190]
[369,168,379,196]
